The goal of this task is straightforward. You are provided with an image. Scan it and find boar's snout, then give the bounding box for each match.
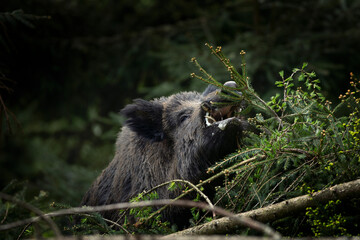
[201,81,246,131]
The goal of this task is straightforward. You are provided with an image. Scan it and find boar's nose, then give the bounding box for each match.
[223,81,237,88]
[221,81,242,96]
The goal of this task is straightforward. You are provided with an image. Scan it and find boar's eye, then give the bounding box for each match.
[178,109,193,125]
[179,114,190,124]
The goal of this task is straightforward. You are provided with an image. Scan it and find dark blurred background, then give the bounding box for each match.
[1,0,359,205]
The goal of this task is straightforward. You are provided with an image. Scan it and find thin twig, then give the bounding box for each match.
[79,213,131,234]
[16,223,31,240]
[145,155,266,223]
[281,147,314,157]
[134,179,215,210]
[130,179,216,224]
[0,202,9,224]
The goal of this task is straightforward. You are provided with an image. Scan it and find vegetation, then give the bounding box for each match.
[1,0,360,238]
[190,45,360,237]
[96,45,359,237]
[2,43,360,238]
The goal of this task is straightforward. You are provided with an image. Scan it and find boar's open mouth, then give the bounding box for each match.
[201,102,243,130]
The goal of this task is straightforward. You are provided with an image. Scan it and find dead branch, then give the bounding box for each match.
[0,199,281,239]
[169,178,360,236]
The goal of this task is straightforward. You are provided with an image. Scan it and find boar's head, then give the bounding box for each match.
[121,81,248,183]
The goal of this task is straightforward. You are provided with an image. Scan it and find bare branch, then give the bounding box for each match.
[0,199,281,239]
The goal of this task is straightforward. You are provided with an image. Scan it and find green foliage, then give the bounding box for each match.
[0,181,57,239]
[188,192,204,227]
[66,212,116,236]
[68,47,360,236]
[118,191,173,234]
[191,45,360,236]
[339,73,360,165]
[305,200,347,237]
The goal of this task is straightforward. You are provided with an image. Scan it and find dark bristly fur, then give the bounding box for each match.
[81,82,249,228]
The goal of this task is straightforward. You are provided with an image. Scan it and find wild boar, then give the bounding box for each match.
[81,81,249,227]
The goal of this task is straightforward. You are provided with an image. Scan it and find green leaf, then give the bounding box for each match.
[309,72,316,78]
[294,117,298,123]
[168,182,177,191]
[286,76,293,82]
[275,81,284,87]
[279,70,284,78]
[302,62,308,69]
[298,73,305,82]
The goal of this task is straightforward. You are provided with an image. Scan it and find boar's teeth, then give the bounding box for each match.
[205,112,216,126]
[205,117,211,127]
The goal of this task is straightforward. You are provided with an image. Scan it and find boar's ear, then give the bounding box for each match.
[202,84,218,96]
[121,99,164,141]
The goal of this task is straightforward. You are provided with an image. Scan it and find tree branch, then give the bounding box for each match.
[0,199,281,239]
[169,178,360,236]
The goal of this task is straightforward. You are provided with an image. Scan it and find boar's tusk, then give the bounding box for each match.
[214,117,240,131]
[205,112,216,126]
[218,121,228,130]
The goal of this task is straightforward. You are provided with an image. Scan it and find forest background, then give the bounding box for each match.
[0,0,360,232]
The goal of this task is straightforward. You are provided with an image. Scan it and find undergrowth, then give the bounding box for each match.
[189,44,360,236]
